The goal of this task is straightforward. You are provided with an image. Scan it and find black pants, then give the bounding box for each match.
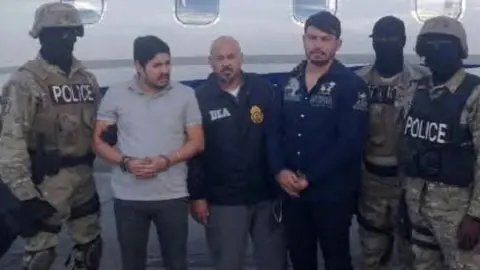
[283,198,355,270]
[0,214,17,258]
[113,197,189,270]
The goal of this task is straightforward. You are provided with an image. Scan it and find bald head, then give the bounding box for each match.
[209,36,243,86]
[210,36,242,56]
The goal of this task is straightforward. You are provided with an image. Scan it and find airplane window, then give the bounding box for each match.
[175,0,220,26]
[60,0,106,24]
[292,0,337,24]
[413,0,464,22]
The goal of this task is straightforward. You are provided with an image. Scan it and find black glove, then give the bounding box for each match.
[457,215,480,251]
[100,124,118,146]
[20,198,57,220]
[8,198,57,238]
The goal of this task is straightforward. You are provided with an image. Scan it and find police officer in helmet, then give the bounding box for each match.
[402,16,480,269]
[0,2,103,269]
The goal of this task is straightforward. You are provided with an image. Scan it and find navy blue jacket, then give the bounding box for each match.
[265,60,370,202]
[187,72,278,205]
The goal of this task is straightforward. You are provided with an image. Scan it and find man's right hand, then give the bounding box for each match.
[126,158,157,179]
[191,199,209,225]
[276,170,300,197]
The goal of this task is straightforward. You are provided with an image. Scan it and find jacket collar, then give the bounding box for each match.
[205,71,249,96]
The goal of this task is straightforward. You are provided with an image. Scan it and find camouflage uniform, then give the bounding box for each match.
[355,61,428,270]
[403,16,480,270]
[0,3,102,270]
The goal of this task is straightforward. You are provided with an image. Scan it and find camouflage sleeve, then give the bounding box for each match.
[466,85,480,219]
[0,72,41,201]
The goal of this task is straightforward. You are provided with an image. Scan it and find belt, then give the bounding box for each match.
[364,160,398,177]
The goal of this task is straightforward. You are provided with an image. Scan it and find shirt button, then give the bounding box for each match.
[297,151,301,155]
[298,133,302,137]
[300,114,305,118]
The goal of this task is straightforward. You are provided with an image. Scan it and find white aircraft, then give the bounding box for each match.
[1,0,480,88]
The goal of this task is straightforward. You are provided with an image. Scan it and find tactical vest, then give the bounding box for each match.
[403,74,480,187]
[19,59,97,158]
[362,72,405,165]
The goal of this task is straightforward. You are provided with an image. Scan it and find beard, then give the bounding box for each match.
[145,73,170,90]
[307,50,331,67]
[218,66,236,85]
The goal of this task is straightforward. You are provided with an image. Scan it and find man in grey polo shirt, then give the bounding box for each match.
[92,35,204,270]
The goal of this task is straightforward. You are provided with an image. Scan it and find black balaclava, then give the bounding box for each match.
[417,33,463,85]
[38,26,82,74]
[370,16,406,77]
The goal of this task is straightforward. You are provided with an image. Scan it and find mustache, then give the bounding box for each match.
[220,66,233,73]
[309,49,325,55]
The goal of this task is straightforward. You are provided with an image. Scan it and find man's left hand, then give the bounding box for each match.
[146,156,171,172]
[294,178,309,191]
[457,215,480,251]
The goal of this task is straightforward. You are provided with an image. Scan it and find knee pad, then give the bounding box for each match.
[22,248,56,270]
[65,236,103,270]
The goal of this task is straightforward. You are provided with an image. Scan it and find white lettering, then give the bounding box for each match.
[209,108,231,121]
[51,85,63,102]
[49,84,94,104]
[404,116,447,144]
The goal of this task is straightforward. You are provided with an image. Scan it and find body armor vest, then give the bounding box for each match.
[403,74,480,187]
[19,59,97,157]
[366,75,401,160]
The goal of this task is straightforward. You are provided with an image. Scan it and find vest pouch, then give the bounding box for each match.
[30,149,61,185]
[369,105,387,146]
[43,149,62,176]
[417,150,442,177]
[56,113,81,154]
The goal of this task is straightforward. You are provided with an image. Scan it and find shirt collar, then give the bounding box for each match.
[431,69,466,93]
[293,59,345,78]
[206,72,247,97]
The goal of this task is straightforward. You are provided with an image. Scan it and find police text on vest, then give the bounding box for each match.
[404,116,447,144]
[49,84,95,105]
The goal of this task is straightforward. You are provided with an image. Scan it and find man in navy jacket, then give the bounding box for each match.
[265,11,370,270]
[188,36,287,270]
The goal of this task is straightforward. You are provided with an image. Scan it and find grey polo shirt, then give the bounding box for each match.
[96,77,202,201]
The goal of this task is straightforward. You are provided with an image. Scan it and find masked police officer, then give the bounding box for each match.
[403,16,480,269]
[355,16,428,270]
[266,11,370,270]
[0,2,102,269]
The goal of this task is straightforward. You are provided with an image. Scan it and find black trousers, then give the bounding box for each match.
[113,197,189,270]
[283,197,355,270]
[0,214,17,258]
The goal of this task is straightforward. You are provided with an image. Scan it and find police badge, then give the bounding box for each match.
[250,105,264,124]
